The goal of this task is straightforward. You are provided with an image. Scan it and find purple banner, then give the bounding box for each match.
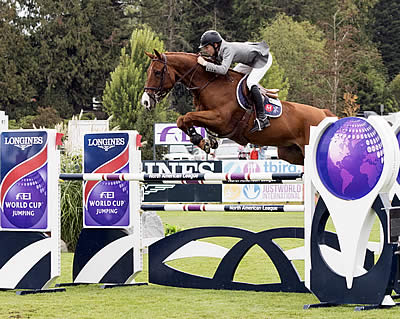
[84,166,130,227]
[83,133,130,227]
[0,131,48,230]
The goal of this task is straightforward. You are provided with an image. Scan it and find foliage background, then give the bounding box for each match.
[1,0,400,151]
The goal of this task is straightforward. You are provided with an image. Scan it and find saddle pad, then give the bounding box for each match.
[264,97,282,118]
[236,75,282,118]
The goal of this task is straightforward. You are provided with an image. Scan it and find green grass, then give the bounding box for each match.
[0,211,397,318]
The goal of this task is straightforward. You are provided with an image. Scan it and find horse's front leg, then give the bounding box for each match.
[177,111,224,153]
[176,116,203,147]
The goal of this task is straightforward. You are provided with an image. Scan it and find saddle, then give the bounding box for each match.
[236,75,283,118]
[207,75,283,145]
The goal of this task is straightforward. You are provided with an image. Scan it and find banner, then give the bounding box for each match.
[0,131,52,231]
[83,132,136,228]
[154,123,206,145]
[222,160,304,202]
[143,161,222,202]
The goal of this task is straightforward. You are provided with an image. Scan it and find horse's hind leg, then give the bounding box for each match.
[277,145,304,165]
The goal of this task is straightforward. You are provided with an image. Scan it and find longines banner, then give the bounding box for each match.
[142,161,222,202]
[154,123,207,145]
[222,160,304,203]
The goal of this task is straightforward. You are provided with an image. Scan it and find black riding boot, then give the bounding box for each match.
[250,85,270,133]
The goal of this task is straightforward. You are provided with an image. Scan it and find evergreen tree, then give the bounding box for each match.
[0,1,37,119]
[319,2,389,115]
[371,0,400,81]
[389,74,400,109]
[103,27,178,159]
[25,0,129,118]
[135,0,271,52]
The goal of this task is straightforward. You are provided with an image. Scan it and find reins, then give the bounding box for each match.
[144,53,217,98]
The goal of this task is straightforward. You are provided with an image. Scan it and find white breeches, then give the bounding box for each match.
[233,54,273,89]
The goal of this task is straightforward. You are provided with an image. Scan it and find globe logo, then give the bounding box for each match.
[3,171,47,228]
[87,180,129,226]
[316,117,384,200]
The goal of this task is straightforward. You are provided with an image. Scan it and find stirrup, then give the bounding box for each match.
[250,117,270,133]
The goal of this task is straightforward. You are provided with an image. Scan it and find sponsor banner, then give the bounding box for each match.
[143,161,222,202]
[154,123,206,145]
[0,131,48,230]
[84,133,130,227]
[222,160,304,202]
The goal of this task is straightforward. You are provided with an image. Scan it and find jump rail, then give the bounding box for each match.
[59,172,304,182]
[141,204,304,212]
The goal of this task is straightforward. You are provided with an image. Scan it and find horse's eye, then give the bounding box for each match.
[154,70,161,77]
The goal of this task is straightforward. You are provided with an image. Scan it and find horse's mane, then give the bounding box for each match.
[164,51,244,81]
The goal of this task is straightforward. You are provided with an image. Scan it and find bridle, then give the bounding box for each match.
[144,53,209,103]
[144,54,173,103]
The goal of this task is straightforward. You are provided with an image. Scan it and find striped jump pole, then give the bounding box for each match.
[140,204,304,212]
[59,172,304,183]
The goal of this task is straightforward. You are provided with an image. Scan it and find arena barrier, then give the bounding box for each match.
[0,130,64,295]
[57,131,146,289]
[304,116,400,310]
[146,116,400,308]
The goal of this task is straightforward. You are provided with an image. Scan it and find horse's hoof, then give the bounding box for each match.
[200,139,211,153]
[190,134,203,146]
[210,138,219,149]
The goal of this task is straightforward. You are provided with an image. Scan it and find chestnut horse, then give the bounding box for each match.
[141,50,335,165]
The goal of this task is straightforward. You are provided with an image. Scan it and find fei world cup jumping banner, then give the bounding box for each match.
[222,160,304,203]
[83,132,141,228]
[0,130,61,290]
[0,131,55,231]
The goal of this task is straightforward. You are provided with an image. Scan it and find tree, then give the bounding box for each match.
[25,0,130,117]
[0,1,37,119]
[371,0,400,81]
[320,1,388,115]
[259,54,290,101]
[389,74,400,109]
[135,0,271,52]
[259,14,328,107]
[351,50,393,114]
[103,27,178,159]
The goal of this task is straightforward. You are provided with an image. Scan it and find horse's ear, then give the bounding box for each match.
[154,49,162,60]
[145,51,155,59]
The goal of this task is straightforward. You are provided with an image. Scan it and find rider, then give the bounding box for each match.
[197,30,272,132]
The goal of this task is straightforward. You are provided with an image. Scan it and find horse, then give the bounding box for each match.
[141,50,335,165]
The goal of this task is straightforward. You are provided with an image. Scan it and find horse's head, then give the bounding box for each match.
[141,49,176,110]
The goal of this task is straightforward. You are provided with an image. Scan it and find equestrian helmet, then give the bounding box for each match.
[199,30,223,48]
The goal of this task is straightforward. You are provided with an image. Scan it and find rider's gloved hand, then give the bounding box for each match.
[197,56,207,66]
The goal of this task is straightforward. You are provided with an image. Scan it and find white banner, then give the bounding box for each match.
[154,123,206,145]
[222,160,304,202]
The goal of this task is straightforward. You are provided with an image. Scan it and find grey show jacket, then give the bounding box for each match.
[205,40,269,75]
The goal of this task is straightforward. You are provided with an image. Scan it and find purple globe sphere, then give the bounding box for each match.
[316,117,384,200]
[3,171,47,228]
